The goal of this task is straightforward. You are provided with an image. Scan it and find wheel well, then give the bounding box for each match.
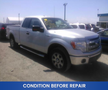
[9,34,14,39]
[48,44,69,55]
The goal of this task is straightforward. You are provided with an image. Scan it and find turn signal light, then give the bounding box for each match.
[71,42,76,49]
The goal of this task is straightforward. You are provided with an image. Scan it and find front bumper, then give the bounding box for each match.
[70,51,101,65]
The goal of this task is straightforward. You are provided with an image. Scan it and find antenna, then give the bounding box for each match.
[97,9,99,14]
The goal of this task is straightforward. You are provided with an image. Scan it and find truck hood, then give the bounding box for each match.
[48,29,99,39]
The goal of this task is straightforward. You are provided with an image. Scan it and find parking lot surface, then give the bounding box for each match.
[0,40,108,81]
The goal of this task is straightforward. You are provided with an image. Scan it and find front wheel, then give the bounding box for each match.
[10,37,19,49]
[49,47,71,72]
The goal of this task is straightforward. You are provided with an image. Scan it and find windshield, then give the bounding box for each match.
[42,18,73,30]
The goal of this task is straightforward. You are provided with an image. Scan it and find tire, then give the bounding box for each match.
[91,60,98,65]
[49,47,71,72]
[10,37,19,49]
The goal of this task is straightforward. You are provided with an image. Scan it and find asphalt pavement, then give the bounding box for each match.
[0,39,108,81]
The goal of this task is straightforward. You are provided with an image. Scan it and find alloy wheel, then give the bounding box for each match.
[52,53,64,69]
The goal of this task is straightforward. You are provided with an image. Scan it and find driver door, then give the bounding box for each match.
[27,18,46,51]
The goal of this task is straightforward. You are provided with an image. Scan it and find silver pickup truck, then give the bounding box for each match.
[6,16,101,71]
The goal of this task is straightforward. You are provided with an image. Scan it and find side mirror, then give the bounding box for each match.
[32,25,44,32]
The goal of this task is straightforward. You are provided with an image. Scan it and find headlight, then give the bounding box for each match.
[71,41,87,52]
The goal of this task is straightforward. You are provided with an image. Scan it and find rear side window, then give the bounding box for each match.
[71,25,77,28]
[79,25,85,29]
[22,18,31,28]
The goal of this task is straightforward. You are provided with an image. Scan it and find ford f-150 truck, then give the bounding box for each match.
[6,16,101,71]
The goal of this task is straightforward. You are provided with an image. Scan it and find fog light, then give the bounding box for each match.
[81,59,86,63]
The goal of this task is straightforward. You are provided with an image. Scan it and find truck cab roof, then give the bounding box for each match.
[25,16,59,19]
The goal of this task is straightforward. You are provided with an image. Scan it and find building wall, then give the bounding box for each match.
[97,14,108,28]
[99,16,108,21]
[6,17,23,24]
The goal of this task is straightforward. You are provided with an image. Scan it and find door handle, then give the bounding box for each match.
[26,31,29,35]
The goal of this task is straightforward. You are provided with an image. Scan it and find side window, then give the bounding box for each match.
[29,18,42,28]
[71,25,77,28]
[102,30,108,36]
[79,25,85,29]
[22,18,31,28]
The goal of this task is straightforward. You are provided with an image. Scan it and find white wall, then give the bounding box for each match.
[6,17,23,24]
[99,16,108,21]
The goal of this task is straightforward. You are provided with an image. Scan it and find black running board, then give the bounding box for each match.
[20,46,45,57]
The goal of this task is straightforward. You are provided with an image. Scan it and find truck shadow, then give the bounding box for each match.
[102,47,108,55]
[10,47,108,81]
[60,62,108,81]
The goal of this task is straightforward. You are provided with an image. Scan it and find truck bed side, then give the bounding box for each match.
[6,25,20,43]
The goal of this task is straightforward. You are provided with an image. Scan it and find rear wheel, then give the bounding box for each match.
[49,47,71,72]
[10,37,19,49]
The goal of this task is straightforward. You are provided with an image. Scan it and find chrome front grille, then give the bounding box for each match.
[87,36,100,52]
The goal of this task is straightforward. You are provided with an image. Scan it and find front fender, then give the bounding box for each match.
[46,38,73,55]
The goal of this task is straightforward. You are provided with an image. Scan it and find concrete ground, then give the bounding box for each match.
[0,39,108,81]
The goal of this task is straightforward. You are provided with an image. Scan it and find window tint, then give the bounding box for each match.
[102,30,108,36]
[71,25,77,28]
[79,25,85,29]
[22,18,31,28]
[29,18,42,28]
